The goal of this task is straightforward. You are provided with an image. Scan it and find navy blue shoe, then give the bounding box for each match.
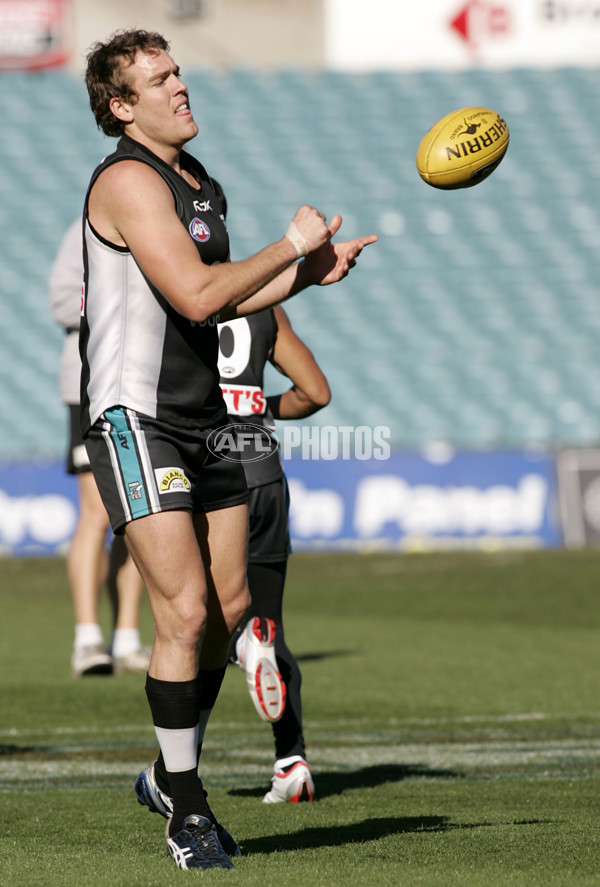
[135,762,241,857]
[135,763,173,818]
[166,815,235,870]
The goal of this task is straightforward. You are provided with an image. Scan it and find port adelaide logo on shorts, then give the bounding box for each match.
[207,424,279,463]
[189,218,211,242]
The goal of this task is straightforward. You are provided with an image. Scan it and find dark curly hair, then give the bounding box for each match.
[85,29,170,138]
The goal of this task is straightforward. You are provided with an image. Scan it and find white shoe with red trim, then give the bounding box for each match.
[236,617,286,722]
[262,756,315,804]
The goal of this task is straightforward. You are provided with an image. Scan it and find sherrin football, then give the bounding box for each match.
[416,107,509,190]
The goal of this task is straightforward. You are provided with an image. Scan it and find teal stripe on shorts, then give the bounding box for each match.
[104,407,151,519]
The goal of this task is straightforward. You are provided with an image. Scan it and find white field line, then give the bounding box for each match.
[0,759,269,781]
[1,711,598,740]
[310,738,600,772]
[1,738,600,787]
[2,711,600,789]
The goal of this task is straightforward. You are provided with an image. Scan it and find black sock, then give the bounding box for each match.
[198,665,227,711]
[167,769,213,835]
[145,674,209,835]
[196,665,226,762]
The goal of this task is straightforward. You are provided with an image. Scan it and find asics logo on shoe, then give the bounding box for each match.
[166,816,235,870]
[135,763,241,857]
[167,840,195,870]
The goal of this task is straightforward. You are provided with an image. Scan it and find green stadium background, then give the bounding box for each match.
[1,0,599,553]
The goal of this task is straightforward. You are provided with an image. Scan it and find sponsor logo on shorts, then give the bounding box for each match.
[155,467,192,494]
[128,481,144,501]
[189,218,211,242]
[207,423,279,463]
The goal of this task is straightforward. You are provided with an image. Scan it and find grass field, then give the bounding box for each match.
[2,549,600,886]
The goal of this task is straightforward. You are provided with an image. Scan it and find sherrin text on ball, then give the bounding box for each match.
[416,107,509,190]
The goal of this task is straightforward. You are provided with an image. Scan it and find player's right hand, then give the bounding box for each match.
[285,205,330,257]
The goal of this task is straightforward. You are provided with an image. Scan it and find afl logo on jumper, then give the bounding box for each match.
[189,218,211,242]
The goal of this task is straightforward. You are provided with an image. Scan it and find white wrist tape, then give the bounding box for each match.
[285,221,308,258]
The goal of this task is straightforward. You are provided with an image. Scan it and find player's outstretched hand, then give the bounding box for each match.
[301,215,378,286]
[285,205,330,257]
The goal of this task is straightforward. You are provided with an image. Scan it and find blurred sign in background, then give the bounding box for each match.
[0,0,71,70]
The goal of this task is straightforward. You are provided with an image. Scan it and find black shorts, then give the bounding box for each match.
[66,404,92,475]
[248,476,291,564]
[84,407,249,534]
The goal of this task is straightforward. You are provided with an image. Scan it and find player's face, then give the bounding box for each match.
[123,49,198,150]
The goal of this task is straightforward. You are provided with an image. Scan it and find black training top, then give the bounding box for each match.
[80,134,229,435]
[218,309,284,488]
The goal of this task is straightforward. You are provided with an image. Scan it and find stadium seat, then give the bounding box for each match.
[2,66,600,459]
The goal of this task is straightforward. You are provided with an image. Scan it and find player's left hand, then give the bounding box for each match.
[301,215,378,286]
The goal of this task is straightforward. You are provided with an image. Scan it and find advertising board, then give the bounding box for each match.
[0,0,70,70]
[325,0,599,70]
[0,460,77,556]
[286,450,562,550]
[0,450,563,556]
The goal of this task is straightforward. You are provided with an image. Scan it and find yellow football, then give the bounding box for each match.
[416,107,509,190]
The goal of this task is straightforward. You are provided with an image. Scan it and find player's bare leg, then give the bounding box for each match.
[127,506,248,860]
[124,510,209,681]
[108,535,150,674]
[193,503,251,669]
[68,471,112,676]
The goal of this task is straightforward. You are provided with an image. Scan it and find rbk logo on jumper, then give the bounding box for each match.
[189,218,211,242]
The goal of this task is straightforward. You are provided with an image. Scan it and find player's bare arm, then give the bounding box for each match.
[265,306,331,420]
[88,161,332,322]
[224,216,378,319]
